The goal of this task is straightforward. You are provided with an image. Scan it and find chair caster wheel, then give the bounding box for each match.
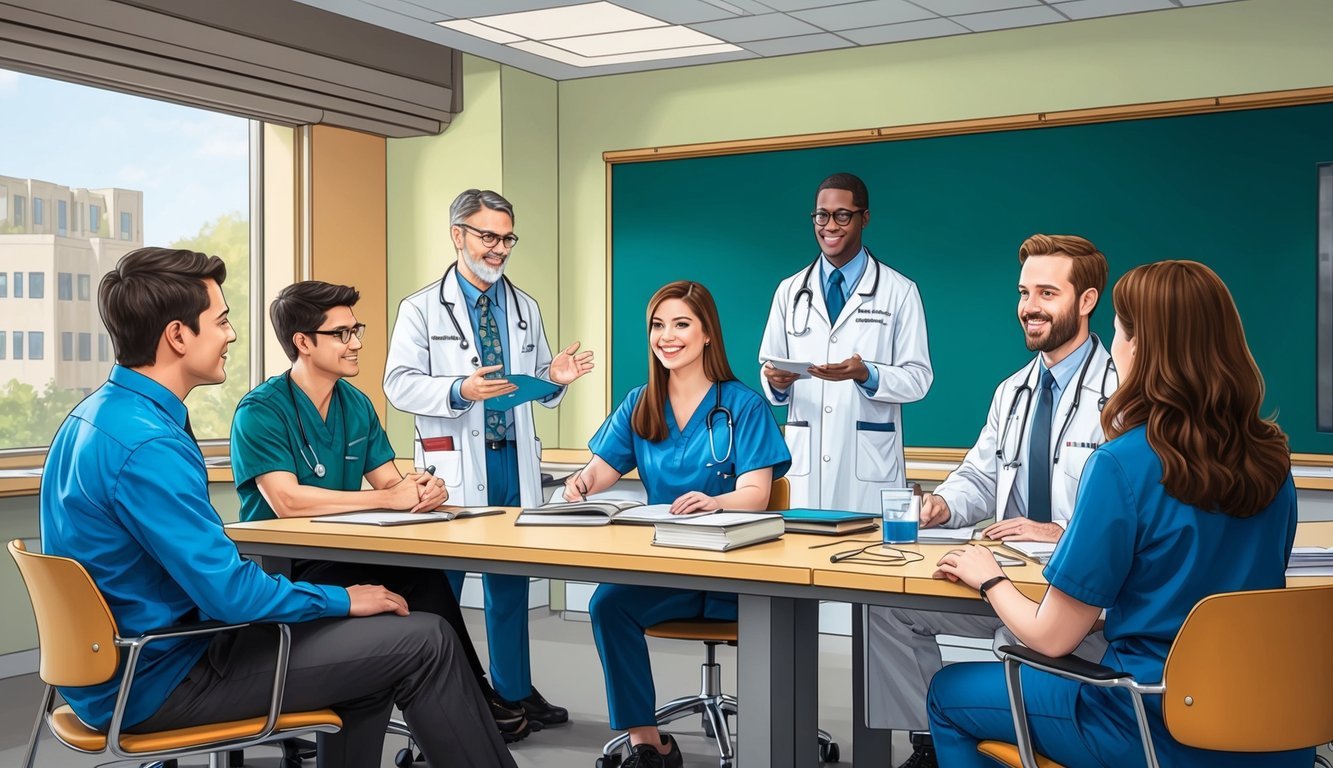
[395,748,417,768]
[595,754,623,768]
[819,741,840,763]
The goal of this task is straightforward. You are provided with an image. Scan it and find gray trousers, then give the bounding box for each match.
[864,606,1108,731]
[133,613,518,768]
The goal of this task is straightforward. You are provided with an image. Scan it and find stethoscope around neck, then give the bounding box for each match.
[996,337,1118,470]
[789,248,883,337]
[286,371,348,479]
[433,262,529,371]
[703,382,735,477]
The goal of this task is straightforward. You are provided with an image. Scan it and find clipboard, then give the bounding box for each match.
[484,374,562,410]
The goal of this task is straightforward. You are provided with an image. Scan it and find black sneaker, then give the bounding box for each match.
[519,686,569,727]
[481,680,530,742]
[897,745,938,768]
[621,735,683,768]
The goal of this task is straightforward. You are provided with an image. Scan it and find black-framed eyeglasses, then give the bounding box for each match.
[811,209,865,226]
[458,223,519,249]
[303,323,366,344]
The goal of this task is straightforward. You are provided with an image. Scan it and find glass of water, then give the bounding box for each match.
[880,488,918,545]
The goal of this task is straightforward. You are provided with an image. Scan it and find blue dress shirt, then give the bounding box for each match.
[40,366,350,730]
[1009,335,1095,520]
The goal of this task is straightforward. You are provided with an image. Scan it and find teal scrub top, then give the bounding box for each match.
[589,379,791,505]
[1046,425,1303,767]
[231,374,397,522]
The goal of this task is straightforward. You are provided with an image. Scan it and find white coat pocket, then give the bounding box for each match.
[855,421,901,484]
[1060,444,1096,483]
[419,436,464,488]
[784,422,811,477]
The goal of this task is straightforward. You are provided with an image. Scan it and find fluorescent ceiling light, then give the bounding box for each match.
[435,19,524,44]
[509,39,742,67]
[471,2,665,40]
[546,25,729,57]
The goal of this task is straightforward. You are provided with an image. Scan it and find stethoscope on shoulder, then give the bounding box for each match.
[286,371,349,479]
[789,248,884,337]
[431,263,530,373]
[996,337,1118,470]
[704,382,736,479]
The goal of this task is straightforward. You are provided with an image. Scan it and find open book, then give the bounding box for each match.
[311,507,505,526]
[514,500,715,527]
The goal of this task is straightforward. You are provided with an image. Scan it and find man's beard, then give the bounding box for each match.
[1022,306,1079,353]
[465,249,505,283]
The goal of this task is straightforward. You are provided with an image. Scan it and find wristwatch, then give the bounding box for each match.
[978,575,1010,603]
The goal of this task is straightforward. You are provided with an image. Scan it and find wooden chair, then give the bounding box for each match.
[9,540,342,768]
[976,584,1333,768]
[596,477,840,767]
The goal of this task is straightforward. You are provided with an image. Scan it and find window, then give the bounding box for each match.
[0,273,6,298]
[0,188,7,225]
[0,332,5,360]
[1,68,254,449]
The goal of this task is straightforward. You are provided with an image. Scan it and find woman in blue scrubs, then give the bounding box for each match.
[565,280,790,768]
[926,260,1305,767]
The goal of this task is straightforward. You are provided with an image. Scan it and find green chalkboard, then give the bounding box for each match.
[610,102,1333,454]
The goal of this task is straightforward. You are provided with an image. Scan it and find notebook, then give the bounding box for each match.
[1000,541,1058,563]
[652,513,785,552]
[514,500,714,526]
[311,507,505,526]
[483,374,562,410]
[780,508,880,535]
[916,526,978,543]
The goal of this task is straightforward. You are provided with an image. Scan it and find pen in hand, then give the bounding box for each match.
[424,465,436,476]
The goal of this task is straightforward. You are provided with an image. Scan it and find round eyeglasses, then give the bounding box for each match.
[459,223,519,249]
[811,209,865,226]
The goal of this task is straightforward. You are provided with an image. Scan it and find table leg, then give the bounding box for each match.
[852,604,895,766]
[738,594,819,768]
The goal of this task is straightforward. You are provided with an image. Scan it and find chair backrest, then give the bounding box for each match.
[8,540,121,687]
[1161,583,1333,752]
[767,477,790,512]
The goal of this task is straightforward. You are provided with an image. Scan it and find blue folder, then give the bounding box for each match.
[484,374,562,410]
[781,508,880,523]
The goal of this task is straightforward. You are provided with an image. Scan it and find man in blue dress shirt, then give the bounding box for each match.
[40,247,517,767]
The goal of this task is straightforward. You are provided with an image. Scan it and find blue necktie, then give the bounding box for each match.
[477,294,507,442]
[1027,370,1055,524]
[826,269,846,323]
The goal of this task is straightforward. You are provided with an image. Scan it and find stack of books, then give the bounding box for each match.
[1287,546,1333,577]
[652,512,785,552]
[780,508,879,535]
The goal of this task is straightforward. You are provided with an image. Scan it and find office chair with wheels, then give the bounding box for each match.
[975,584,1333,768]
[596,478,840,768]
[9,540,343,768]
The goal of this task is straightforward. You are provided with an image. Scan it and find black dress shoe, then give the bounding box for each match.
[481,680,531,742]
[519,686,569,726]
[621,735,683,768]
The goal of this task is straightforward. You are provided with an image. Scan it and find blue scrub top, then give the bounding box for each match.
[589,379,791,504]
[1046,425,1301,767]
[231,374,397,522]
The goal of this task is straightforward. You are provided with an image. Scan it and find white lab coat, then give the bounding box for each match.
[936,339,1115,529]
[758,256,933,513]
[383,270,564,509]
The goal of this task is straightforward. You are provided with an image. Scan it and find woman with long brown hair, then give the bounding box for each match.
[925,260,1304,767]
[564,281,789,767]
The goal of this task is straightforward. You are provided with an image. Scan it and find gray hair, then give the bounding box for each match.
[449,188,515,227]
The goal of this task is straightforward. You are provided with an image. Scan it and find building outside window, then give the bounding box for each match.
[33,197,43,226]
[13,331,23,360]
[77,273,90,301]
[89,203,100,234]
[13,195,24,226]
[28,272,44,299]
[120,211,132,241]
[57,199,67,236]
[28,331,44,360]
[57,272,72,301]
[13,271,22,298]
[0,332,5,360]
[78,332,91,362]
[0,273,6,298]
[61,332,73,361]
[98,333,109,363]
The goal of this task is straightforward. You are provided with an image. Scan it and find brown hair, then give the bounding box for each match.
[1018,234,1109,316]
[99,247,227,367]
[1102,260,1289,518]
[631,281,736,443]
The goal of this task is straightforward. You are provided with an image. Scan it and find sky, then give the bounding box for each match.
[0,68,249,245]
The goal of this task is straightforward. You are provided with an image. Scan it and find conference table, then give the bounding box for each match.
[225,514,1333,768]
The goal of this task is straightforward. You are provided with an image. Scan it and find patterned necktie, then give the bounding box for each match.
[826,269,846,323]
[477,293,507,442]
[1027,369,1056,524]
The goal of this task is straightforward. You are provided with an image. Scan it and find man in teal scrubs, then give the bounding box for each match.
[230,279,533,741]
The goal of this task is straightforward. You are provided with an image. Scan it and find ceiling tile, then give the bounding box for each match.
[791,0,937,32]
[908,0,1038,13]
[615,0,744,24]
[471,2,666,39]
[361,0,453,21]
[741,31,855,55]
[437,18,527,42]
[546,25,728,56]
[751,0,845,10]
[1053,0,1175,19]
[1176,0,1242,5]
[691,12,824,42]
[953,4,1065,31]
[420,0,590,14]
[509,38,742,65]
[839,16,969,44]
